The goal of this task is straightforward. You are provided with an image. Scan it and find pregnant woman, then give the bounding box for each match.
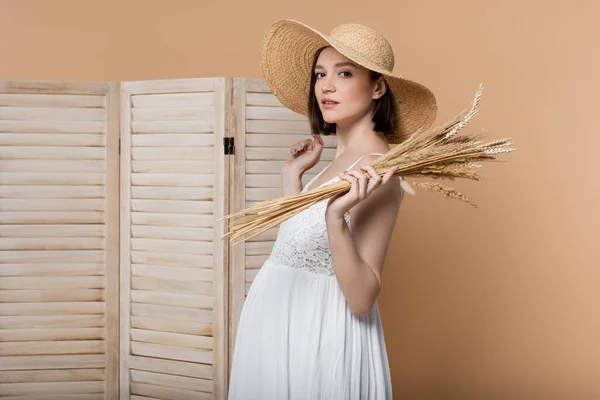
[228,18,437,399]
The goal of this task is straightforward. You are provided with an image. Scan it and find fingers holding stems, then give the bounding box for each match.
[339,165,399,198]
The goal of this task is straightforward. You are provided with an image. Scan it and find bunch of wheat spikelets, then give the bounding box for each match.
[219,83,516,245]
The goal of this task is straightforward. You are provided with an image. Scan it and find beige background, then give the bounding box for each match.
[2,0,598,398]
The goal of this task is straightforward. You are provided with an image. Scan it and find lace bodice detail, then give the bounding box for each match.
[266,153,385,276]
[267,175,350,276]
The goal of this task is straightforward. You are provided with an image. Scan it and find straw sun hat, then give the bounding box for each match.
[260,18,438,143]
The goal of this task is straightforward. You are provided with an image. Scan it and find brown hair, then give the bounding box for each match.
[307,46,399,140]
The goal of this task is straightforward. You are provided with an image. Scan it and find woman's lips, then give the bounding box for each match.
[322,102,339,109]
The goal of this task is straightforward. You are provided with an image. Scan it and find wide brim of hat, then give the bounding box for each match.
[260,19,438,142]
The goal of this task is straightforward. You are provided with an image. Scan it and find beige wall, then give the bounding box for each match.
[2,0,598,397]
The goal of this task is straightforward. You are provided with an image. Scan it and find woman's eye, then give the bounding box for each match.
[315,72,324,78]
[340,71,351,77]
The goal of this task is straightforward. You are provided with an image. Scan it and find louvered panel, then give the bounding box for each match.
[229,78,338,366]
[121,78,227,399]
[0,81,119,399]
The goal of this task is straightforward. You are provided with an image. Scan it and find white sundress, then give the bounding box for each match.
[227,153,393,400]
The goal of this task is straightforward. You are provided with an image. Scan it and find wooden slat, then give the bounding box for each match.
[245,105,305,120]
[0,354,105,371]
[0,315,104,329]
[0,289,103,303]
[131,225,213,240]
[131,303,212,323]
[131,146,212,160]
[131,289,212,309]
[131,106,216,121]
[131,186,213,200]
[0,394,102,400]
[0,199,105,211]
[131,120,213,134]
[0,106,105,121]
[246,119,310,134]
[131,238,212,255]
[130,250,213,267]
[0,93,105,107]
[131,382,211,400]
[245,241,276,255]
[0,160,105,173]
[0,133,105,146]
[124,79,216,96]
[0,328,104,342]
[128,355,212,379]
[0,146,105,159]
[131,264,212,281]
[131,342,212,365]
[0,81,110,95]
[0,340,104,356]
[0,172,106,185]
[0,212,104,224]
[245,254,269,269]
[131,200,212,215]
[0,368,104,382]
[0,120,105,133]
[131,133,214,147]
[0,276,104,289]
[246,187,282,201]
[0,263,104,276]
[131,316,212,336]
[0,302,104,316]
[131,173,213,187]
[1,250,105,263]
[0,238,105,250]
[246,228,278,241]
[131,92,215,108]
[131,276,212,296]
[1,185,105,198]
[0,381,103,396]
[131,329,212,350]
[0,225,104,237]
[244,78,270,93]
[131,369,211,393]
[131,160,213,174]
[245,92,283,107]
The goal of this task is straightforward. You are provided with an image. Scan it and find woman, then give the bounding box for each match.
[228,19,437,399]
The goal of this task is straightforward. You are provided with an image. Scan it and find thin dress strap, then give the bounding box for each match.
[304,152,387,193]
[345,152,386,171]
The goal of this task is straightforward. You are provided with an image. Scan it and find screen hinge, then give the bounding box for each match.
[223,137,235,155]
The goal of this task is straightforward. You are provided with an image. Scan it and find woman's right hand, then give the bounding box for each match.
[283,133,324,174]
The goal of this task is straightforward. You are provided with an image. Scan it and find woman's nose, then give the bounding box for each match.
[321,78,336,92]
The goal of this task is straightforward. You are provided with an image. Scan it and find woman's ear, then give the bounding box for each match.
[373,77,387,100]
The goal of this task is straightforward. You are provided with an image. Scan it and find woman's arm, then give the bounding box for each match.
[325,158,403,316]
[281,165,305,197]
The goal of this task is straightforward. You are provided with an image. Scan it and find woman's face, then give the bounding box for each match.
[313,47,380,126]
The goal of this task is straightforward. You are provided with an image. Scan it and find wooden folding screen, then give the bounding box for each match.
[0,76,330,399]
[120,78,228,400]
[0,81,120,399]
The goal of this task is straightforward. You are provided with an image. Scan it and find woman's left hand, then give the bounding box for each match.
[326,164,398,219]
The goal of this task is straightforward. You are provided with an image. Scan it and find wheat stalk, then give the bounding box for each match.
[218,83,517,244]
